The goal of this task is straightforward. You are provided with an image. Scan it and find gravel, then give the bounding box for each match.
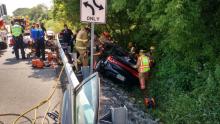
[56,65,158,124]
[99,78,158,124]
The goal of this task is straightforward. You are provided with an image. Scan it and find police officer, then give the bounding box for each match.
[11,22,25,59]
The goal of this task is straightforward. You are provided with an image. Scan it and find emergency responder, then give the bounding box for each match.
[40,23,47,33]
[146,46,156,68]
[133,50,152,107]
[60,24,74,52]
[128,42,136,58]
[35,23,45,60]
[75,26,89,66]
[30,23,36,41]
[99,32,112,44]
[93,33,103,66]
[11,22,25,60]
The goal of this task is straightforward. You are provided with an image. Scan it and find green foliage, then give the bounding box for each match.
[52,0,220,123]
[13,8,31,16]
[29,4,49,22]
[148,0,220,123]
[45,19,63,33]
[53,0,80,25]
[13,4,49,22]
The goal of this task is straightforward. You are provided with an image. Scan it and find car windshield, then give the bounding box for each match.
[75,74,99,124]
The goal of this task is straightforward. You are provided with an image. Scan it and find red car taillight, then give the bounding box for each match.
[107,56,118,64]
[107,56,138,78]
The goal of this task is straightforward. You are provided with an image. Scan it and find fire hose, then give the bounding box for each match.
[12,66,64,124]
[0,66,64,124]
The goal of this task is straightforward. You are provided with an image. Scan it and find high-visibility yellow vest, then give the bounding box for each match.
[12,25,22,37]
[139,55,150,73]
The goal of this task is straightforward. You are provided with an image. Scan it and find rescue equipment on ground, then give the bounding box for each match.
[32,59,44,68]
[47,52,53,62]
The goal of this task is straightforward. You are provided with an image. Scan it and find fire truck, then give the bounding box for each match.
[0,18,7,50]
[11,16,30,30]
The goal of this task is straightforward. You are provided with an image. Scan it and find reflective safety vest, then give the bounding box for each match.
[139,55,150,73]
[12,25,22,37]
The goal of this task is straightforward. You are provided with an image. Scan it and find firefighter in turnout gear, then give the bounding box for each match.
[133,49,155,109]
[75,26,89,66]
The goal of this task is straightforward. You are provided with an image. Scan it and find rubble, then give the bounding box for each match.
[99,78,158,124]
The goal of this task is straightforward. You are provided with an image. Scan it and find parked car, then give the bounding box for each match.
[95,43,139,84]
[0,30,7,50]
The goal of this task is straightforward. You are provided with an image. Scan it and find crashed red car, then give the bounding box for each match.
[95,43,139,84]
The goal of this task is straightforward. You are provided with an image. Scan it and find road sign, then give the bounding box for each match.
[80,0,106,23]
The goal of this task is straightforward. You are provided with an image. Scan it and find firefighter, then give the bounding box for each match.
[146,46,156,68]
[75,26,89,66]
[11,22,25,60]
[133,50,155,108]
[128,42,136,58]
[99,32,112,44]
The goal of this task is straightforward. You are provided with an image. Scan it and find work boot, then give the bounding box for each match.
[144,97,155,109]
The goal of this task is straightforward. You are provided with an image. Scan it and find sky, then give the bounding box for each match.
[0,0,53,15]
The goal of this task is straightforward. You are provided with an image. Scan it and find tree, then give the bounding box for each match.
[51,0,220,123]
[13,4,49,22]
[29,4,49,22]
[13,8,31,16]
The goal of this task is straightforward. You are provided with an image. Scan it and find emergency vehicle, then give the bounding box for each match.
[11,16,30,30]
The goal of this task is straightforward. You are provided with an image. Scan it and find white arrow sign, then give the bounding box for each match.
[80,0,106,23]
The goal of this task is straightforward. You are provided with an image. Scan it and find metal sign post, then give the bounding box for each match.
[80,0,106,75]
[90,23,94,74]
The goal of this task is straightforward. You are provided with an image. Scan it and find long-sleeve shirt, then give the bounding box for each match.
[30,28,38,41]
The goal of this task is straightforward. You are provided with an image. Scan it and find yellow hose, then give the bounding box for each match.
[13,66,64,124]
[32,109,37,124]
[41,101,51,124]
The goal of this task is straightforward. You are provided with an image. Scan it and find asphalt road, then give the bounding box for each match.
[0,48,62,124]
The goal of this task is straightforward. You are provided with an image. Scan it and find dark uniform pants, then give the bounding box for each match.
[13,36,25,59]
[36,38,45,60]
[64,39,73,52]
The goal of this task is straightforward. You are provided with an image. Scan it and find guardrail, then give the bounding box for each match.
[56,35,80,88]
[56,35,76,123]
[56,35,100,124]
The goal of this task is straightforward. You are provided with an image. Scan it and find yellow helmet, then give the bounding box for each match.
[150,46,155,50]
[139,49,145,55]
